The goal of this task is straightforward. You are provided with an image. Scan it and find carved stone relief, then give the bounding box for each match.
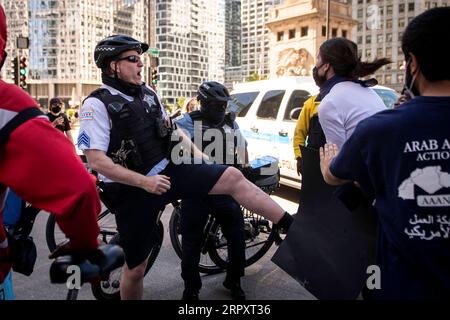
[276,48,314,77]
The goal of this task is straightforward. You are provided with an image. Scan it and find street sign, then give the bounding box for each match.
[150,48,159,56]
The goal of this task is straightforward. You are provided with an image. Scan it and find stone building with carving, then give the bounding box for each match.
[266,0,356,79]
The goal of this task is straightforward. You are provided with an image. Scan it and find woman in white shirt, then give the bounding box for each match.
[313,38,391,148]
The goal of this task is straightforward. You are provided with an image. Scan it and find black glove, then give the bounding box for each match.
[296,157,302,175]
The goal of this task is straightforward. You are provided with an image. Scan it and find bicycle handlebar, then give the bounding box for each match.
[49,244,124,286]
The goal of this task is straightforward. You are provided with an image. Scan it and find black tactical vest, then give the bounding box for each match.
[87,87,171,175]
[306,114,327,150]
[188,111,238,165]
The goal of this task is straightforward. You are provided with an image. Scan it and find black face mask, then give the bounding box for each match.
[404,58,420,98]
[102,73,144,97]
[200,103,226,125]
[312,64,327,87]
[51,106,61,114]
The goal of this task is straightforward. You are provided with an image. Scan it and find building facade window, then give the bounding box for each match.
[301,26,308,37]
[387,5,393,15]
[342,29,347,38]
[322,25,326,37]
[377,34,383,43]
[332,28,337,37]
[277,31,284,41]
[289,28,295,39]
[386,48,392,60]
[377,47,383,57]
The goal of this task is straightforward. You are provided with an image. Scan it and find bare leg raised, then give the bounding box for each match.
[209,167,285,223]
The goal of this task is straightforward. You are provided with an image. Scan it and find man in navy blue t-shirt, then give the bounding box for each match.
[320,7,450,299]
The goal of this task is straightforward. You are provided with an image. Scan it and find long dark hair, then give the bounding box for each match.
[319,37,391,78]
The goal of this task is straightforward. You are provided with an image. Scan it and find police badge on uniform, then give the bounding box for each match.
[143,94,156,108]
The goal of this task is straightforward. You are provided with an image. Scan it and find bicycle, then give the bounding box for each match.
[45,156,283,300]
[168,167,282,274]
[49,243,124,300]
[45,184,164,300]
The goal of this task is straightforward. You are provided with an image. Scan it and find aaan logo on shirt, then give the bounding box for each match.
[399,139,450,207]
[398,166,450,207]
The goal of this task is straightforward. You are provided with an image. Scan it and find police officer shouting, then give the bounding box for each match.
[175,81,247,300]
[78,35,293,300]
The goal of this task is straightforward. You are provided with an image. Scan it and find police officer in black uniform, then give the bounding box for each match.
[78,35,293,300]
[175,82,247,300]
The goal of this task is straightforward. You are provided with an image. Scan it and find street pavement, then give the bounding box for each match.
[12,185,316,301]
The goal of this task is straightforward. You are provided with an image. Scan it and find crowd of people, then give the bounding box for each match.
[1,4,450,301]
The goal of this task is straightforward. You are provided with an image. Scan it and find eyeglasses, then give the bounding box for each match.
[116,55,142,63]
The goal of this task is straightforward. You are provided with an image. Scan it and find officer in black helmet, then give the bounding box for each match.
[78,35,294,300]
[175,81,248,300]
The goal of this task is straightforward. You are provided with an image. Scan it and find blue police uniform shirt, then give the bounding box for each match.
[174,112,247,165]
[175,112,242,136]
[330,96,450,299]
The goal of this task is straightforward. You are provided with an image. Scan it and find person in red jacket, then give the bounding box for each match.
[0,5,100,299]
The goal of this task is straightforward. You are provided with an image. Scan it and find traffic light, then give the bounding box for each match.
[19,55,27,89]
[11,56,19,85]
[151,68,158,85]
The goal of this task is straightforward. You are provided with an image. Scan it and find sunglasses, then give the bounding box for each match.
[117,55,142,63]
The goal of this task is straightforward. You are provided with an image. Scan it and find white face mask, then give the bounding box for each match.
[403,58,420,98]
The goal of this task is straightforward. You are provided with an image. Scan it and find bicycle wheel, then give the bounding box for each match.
[169,206,224,275]
[208,207,277,269]
[46,203,116,252]
[91,221,164,300]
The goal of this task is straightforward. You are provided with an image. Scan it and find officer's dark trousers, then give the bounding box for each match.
[180,195,246,294]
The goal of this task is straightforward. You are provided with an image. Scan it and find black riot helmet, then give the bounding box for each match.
[94,34,149,69]
[197,81,232,125]
[197,81,231,106]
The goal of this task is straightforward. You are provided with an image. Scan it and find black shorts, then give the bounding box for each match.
[112,162,228,269]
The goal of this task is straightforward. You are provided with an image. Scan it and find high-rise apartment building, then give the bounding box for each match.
[206,0,226,84]
[1,0,226,105]
[114,0,148,42]
[0,0,150,106]
[224,0,242,89]
[225,0,242,68]
[240,0,281,80]
[0,0,30,84]
[352,0,449,92]
[155,0,225,104]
